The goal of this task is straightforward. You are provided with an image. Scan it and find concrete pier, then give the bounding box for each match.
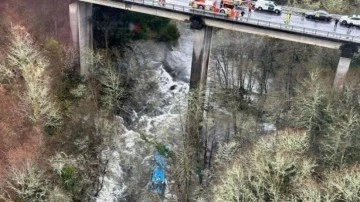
[182,25,214,201]
[333,43,358,89]
[333,57,351,89]
[190,26,213,91]
[69,1,93,76]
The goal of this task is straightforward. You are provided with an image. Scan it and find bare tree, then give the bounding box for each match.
[1,162,49,202]
[7,25,61,128]
[98,66,126,112]
[209,30,262,142]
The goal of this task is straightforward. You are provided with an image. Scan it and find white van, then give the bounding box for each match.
[254,0,281,14]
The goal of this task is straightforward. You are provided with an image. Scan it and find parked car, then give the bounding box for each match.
[305,10,332,21]
[340,15,360,27]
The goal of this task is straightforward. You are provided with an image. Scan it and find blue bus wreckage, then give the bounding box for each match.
[150,151,168,194]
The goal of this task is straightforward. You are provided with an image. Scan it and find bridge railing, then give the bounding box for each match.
[206,14,359,43]
[281,6,343,19]
[117,0,360,43]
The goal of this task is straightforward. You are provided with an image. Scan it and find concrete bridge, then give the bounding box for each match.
[69,0,360,89]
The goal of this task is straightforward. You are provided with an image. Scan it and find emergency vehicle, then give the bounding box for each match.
[219,0,252,14]
[189,0,214,11]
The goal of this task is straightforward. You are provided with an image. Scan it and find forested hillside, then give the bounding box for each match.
[0,0,360,201]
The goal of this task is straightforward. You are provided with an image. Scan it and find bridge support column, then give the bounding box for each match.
[333,43,358,89]
[190,26,213,92]
[69,1,93,76]
[185,25,213,195]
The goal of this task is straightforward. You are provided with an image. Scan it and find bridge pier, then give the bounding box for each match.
[69,1,93,76]
[187,25,213,148]
[187,25,213,139]
[190,26,213,92]
[333,44,358,89]
[185,25,213,194]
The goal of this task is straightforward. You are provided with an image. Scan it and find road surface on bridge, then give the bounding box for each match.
[150,0,360,37]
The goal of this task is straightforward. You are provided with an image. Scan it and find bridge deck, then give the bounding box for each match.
[80,0,360,49]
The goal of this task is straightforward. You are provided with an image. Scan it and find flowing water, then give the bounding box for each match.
[96,22,193,202]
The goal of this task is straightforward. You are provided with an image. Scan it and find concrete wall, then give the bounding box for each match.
[70,1,93,75]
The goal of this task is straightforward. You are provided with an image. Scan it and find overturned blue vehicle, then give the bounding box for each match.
[151,151,168,194]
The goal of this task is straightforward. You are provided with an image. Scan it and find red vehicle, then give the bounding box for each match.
[189,0,215,10]
[219,0,253,14]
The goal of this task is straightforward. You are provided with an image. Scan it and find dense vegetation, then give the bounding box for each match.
[0,0,360,201]
[93,5,180,50]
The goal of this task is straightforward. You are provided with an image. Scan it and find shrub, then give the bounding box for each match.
[155,143,170,156]
[158,23,180,42]
[60,165,77,190]
[49,153,79,191]
[48,187,72,202]
[44,123,57,136]
[0,62,15,83]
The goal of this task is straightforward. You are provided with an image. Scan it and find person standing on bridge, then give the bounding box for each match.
[241,10,245,19]
[158,0,165,7]
[286,10,292,26]
[230,8,235,20]
[247,2,252,17]
[301,11,305,21]
[334,18,339,31]
[213,1,219,13]
[288,10,293,23]
[284,13,289,25]
[235,9,240,21]
[347,23,353,34]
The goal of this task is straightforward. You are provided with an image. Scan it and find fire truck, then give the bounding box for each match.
[189,0,215,11]
[219,0,251,14]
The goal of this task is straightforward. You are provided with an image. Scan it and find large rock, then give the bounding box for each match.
[132,40,168,66]
[132,22,193,82]
[165,23,193,82]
